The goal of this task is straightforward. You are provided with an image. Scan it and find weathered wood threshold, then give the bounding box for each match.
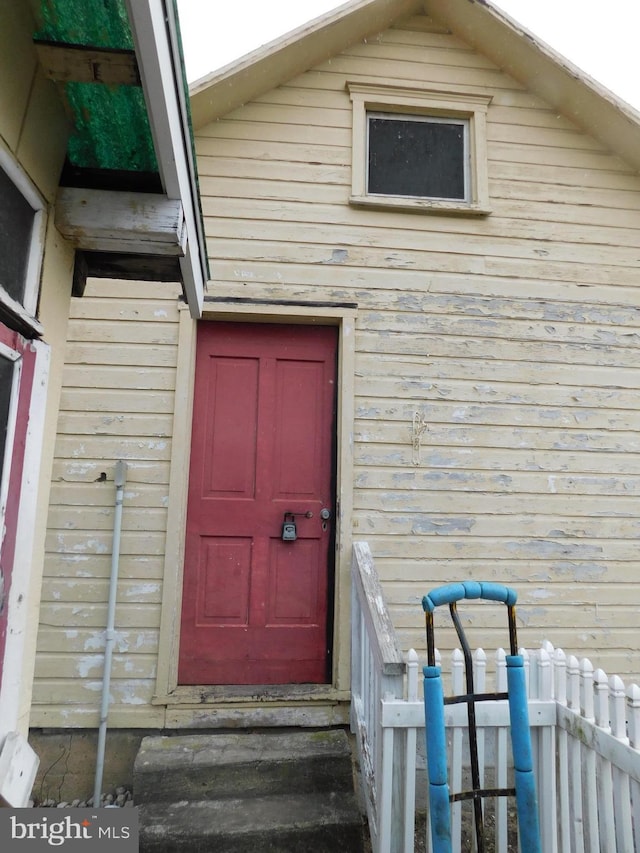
[163,684,346,705]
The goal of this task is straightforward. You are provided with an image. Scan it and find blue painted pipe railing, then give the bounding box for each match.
[422,582,541,853]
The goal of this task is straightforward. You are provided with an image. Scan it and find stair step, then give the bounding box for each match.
[134,729,355,803]
[139,791,365,853]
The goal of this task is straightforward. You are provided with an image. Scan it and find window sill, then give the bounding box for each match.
[0,288,43,339]
[349,194,492,216]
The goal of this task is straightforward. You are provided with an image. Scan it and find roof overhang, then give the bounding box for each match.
[426,0,640,175]
[190,0,423,129]
[189,0,640,176]
[125,0,207,318]
[33,0,208,318]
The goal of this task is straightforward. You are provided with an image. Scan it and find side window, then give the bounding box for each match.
[0,150,45,325]
[0,345,19,548]
[348,82,492,215]
[367,113,469,201]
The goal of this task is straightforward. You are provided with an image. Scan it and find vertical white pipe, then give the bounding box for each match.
[93,460,127,807]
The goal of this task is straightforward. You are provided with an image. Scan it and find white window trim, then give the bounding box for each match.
[0,339,50,743]
[0,342,22,546]
[348,82,492,215]
[0,145,46,325]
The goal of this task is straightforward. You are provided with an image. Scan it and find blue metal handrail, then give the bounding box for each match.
[422,582,542,853]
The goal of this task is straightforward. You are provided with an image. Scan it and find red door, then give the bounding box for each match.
[178,322,337,685]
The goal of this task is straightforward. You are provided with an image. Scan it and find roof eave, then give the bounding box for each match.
[126,0,208,318]
[189,0,423,129]
[426,0,640,174]
[189,0,640,176]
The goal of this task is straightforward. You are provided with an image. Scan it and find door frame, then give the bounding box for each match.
[0,332,49,733]
[153,299,357,716]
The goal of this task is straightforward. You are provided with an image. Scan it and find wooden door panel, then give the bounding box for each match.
[268,539,321,625]
[198,537,252,625]
[201,356,258,498]
[273,359,327,495]
[178,322,337,685]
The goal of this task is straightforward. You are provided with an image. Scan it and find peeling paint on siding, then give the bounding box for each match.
[412,517,477,534]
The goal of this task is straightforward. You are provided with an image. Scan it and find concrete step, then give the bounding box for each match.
[139,791,365,853]
[134,729,355,803]
[134,729,366,852]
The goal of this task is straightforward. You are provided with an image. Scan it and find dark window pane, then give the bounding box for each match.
[0,167,34,303]
[0,355,14,490]
[368,116,466,200]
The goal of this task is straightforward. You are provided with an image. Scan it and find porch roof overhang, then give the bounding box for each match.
[189,0,640,176]
[33,0,208,318]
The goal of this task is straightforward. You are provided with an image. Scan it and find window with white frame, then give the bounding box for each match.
[348,82,492,214]
[0,148,45,329]
[0,343,20,550]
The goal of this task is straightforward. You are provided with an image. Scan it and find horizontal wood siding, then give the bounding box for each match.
[199,16,640,678]
[31,281,182,726]
[33,14,640,726]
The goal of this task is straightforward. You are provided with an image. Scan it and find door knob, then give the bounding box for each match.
[320,508,331,520]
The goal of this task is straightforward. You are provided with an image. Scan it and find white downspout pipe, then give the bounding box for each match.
[93,460,127,807]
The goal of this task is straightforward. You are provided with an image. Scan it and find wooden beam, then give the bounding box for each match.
[34,41,140,86]
[73,251,181,286]
[56,188,186,256]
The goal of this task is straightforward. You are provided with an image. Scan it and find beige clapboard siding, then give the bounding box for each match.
[46,505,167,533]
[203,207,640,261]
[354,469,640,497]
[208,260,640,309]
[65,343,178,368]
[354,490,640,519]
[205,234,640,287]
[364,534,636,563]
[202,203,640,264]
[200,169,640,225]
[43,554,165,582]
[352,418,640,456]
[60,388,175,415]
[389,604,639,635]
[49,481,169,509]
[32,281,182,722]
[51,459,171,485]
[315,6,640,686]
[60,365,176,393]
[40,578,162,604]
[201,197,640,256]
[355,445,640,478]
[33,652,157,681]
[33,706,167,728]
[205,242,640,290]
[33,679,158,708]
[37,628,159,655]
[34,11,640,726]
[356,386,637,422]
[356,402,640,439]
[354,320,640,357]
[200,179,640,237]
[351,510,640,543]
[38,602,162,629]
[33,654,157,681]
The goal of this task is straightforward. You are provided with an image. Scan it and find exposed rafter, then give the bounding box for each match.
[34,41,140,85]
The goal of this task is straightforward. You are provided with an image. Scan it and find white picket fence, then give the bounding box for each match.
[351,541,640,852]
